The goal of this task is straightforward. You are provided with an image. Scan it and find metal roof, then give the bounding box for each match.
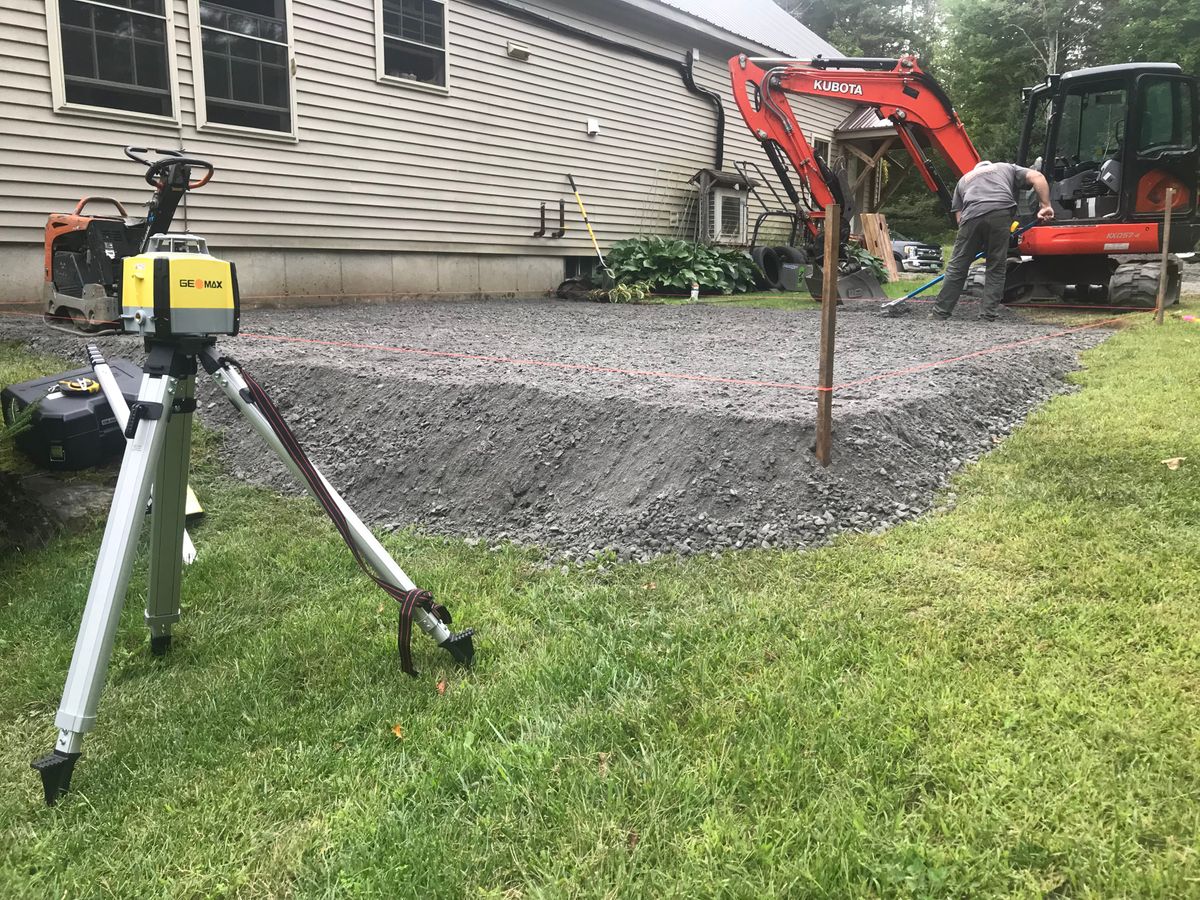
[631,0,841,58]
[834,104,893,138]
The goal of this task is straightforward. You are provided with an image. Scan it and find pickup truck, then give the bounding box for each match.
[891,232,944,273]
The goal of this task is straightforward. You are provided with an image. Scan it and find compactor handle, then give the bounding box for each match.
[71,196,129,217]
[124,145,215,190]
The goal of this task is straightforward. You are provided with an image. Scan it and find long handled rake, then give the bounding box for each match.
[567,174,616,286]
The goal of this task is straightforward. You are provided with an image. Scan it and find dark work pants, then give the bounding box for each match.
[933,209,1013,319]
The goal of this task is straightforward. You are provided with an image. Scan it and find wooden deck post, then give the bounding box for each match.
[815,204,840,467]
[1156,187,1176,326]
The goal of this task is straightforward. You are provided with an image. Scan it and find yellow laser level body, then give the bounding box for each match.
[121,234,239,338]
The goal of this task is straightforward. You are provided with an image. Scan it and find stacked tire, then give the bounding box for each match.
[751,245,807,291]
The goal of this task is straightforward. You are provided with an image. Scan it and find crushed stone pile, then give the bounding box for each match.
[13,297,1110,562]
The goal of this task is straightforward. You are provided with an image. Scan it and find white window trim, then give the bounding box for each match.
[44,0,183,125]
[374,0,451,95]
[187,0,301,141]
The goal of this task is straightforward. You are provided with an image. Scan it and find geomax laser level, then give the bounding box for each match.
[33,148,474,806]
[121,233,240,338]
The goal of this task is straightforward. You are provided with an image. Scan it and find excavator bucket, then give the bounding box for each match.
[804,264,889,302]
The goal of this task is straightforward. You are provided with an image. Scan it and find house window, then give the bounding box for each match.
[56,0,173,117]
[380,0,447,87]
[813,139,831,163]
[197,0,292,132]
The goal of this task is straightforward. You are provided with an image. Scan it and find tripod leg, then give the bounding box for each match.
[202,351,472,663]
[32,372,178,805]
[87,344,198,567]
[146,373,195,654]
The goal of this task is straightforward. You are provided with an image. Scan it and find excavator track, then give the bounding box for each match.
[1109,259,1181,309]
[962,256,1182,308]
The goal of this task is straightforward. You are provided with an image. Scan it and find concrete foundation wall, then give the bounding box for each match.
[0,244,564,308]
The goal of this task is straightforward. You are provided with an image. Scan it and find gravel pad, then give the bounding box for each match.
[12,297,1111,562]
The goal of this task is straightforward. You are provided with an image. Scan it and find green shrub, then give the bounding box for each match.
[606,237,759,295]
[589,280,654,303]
[844,243,889,283]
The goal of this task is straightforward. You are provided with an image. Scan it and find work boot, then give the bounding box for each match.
[930,309,951,321]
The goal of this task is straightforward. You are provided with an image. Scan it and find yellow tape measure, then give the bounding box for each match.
[56,376,101,397]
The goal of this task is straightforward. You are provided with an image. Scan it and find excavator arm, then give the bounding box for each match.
[728,54,982,236]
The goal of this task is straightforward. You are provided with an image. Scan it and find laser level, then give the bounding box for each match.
[121,233,240,338]
[32,148,475,806]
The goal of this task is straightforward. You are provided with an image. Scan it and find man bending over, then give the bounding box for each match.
[933,161,1054,321]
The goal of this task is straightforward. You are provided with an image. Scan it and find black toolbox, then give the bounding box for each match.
[2,359,143,471]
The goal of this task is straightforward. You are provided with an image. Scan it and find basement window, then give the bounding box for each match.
[377,0,448,89]
[50,0,175,119]
[194,0,295,134]
[564,257,596,280]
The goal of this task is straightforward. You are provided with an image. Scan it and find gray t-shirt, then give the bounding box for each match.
[951,162,1033,223]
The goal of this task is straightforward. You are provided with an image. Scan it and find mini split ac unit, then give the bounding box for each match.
[705,188,748,244]
[689,168,756,246]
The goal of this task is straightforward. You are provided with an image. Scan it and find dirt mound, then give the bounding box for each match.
[13,298,1109,562]
[204,299,1106,562]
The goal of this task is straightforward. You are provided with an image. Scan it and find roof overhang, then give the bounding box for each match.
[613,0,841,59]
[614,0,776,55]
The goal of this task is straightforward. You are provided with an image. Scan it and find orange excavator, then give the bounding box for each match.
[729,54,1199,306]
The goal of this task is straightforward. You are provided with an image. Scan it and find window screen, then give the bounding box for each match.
[382,0,446,87]
[59,0,172,117]
[200,0,292,132]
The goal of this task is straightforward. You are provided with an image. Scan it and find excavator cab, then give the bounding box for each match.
[1010,64,1199,304]
[1019,64,1198,232]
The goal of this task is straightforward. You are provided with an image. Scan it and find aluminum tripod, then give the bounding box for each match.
[33,339,473,805]
[86,344,197,566]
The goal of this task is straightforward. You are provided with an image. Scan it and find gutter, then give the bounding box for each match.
[471,0,726,168]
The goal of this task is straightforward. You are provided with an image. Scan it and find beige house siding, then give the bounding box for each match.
[0,0,852,302]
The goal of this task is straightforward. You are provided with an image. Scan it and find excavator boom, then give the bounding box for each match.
[728,54,981,234]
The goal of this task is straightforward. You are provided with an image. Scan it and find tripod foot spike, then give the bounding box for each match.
[149,634,172,656]
[439,628,475,666]
[31,750,81,806]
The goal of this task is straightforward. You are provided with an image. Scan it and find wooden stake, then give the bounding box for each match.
[815,203,840,467]
[1156,187,1175,326]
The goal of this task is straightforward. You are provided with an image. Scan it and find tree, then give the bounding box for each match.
[774,0,940,61]
[937,0,1107,159]
[1087,0,1200,76]
[938,0,1197,158]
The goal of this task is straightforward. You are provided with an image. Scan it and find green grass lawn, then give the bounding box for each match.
[2,307,1200,897]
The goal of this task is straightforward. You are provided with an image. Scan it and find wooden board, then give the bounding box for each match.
[860,213,900,283]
